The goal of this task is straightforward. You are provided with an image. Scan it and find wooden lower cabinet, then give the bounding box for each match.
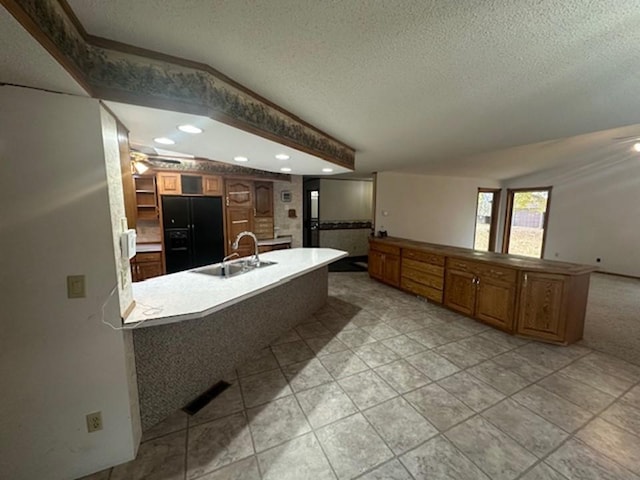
[443,269,476,316]
[517,272,573,343]
[368,242,400,287]
[444,261,517,332]
[131,252,164,282]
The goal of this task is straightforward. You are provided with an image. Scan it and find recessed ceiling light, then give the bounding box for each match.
[275,153,290,160]
[154,137,175,145]
[633,142,640,152]
[177,124,203,134]
[280,167,292,172]
[322,168,333,173]
[234,156,249,162]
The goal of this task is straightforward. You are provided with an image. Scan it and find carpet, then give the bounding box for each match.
[580,273,640,366]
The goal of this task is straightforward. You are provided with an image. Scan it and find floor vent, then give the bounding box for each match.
[182,380,231,415]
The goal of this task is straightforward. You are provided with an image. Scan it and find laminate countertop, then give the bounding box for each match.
[371,236,596,275]
[257,236,292,246]
[125,247,347,328]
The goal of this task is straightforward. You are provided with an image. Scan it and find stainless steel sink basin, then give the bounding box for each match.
[194,260,277,278]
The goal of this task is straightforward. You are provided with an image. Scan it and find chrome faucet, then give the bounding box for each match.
[232,231,260,266]
[221,252,240,276]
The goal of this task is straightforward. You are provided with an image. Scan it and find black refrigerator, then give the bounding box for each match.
[162,195,225,273]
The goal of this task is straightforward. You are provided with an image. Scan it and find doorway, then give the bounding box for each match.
[473,188,501,252]
[303,179,320,247]
[502,187,552,258]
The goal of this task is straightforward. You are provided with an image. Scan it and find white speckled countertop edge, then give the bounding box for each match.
[125,248,347,328]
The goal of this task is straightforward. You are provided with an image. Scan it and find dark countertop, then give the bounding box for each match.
[370,236,596,275]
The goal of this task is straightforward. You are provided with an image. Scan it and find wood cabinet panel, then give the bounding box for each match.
[226,179,253,207]
[402,266,443,290]
[368,250,384,280]
[254,217,274,240]
[475,278,516,331]
[403,248,445,266]
[401,277,443,303]
[402,258,444,277]
[226,207,254,257]
[370,241,401,256]
[131,251,163,282]
[157,172,181,195]
[444,269,476,316]
[383,254,401,287]
[202,175,223,196]
[517,272,567,342]
[254,182,273,217]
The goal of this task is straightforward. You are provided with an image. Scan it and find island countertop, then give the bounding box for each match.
[125,247,347,328]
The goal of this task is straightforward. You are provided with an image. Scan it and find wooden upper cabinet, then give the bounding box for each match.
[517,272,567,342]
[157,172,182,195]
[254,182,274,217]
[226,179,253,207]
[203,175,223,196]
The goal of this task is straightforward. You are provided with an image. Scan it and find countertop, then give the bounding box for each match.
[371,236,596,275]
[136,243,162,253]
[257,236,292,246]
[125,247,347,328]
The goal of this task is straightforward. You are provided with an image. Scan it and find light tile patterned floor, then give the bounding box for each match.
[83,272,640,480]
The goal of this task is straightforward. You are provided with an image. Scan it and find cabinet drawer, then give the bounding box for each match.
[401,277,443,303]
[370,241,400,256]
[403,248,445,266]
[446,257,479,274]
[476,264,517,283]
[402,258,444,277]
[402,267,443,290]
[136,252,162,263]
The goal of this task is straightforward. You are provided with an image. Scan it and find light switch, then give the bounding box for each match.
[67,275,86,299]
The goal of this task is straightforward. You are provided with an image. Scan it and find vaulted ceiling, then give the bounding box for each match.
[9,1,640,179]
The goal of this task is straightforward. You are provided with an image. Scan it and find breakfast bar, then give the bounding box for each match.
[128,247,346,429]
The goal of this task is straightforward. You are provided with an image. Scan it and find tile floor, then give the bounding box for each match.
[83,272,640,480]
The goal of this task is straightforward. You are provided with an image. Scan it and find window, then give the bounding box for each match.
[502,187,552,258]
[473,188,501,251]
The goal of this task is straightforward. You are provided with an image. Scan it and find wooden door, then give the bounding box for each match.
[226,208,254,257]
[444,269,476,316]
[368,250,384,280]
[383,254,401,287]
[157,172,182,195]
[475,277,516,331]
[517,272,567,342]
[254,182,273,217]
[226,179,253,207]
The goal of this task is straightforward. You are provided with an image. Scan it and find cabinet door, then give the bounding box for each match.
[157,172,181,195]
[138,262,163,280]
[444,269,476,316]
[226,207,255,257]
[368,250,384,280]
[475,277,516,331]
[203,175,223,196]
[226,179,253,207]
[517,272,567,342]
[383,254,401,287]
[254,182,273,217]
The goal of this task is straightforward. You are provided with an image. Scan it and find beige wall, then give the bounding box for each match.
[319,179,373,221]
[375,172,499,248]
[503,154,640,277]
[273,175,303,247]
[0,86,139,480]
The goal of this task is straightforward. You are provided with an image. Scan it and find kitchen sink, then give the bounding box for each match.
[194,260,277,278]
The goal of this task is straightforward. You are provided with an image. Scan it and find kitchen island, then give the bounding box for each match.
[128,247,346,429]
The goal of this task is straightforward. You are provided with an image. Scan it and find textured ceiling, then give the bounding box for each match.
[66,1,640,178]
[0,5,87,96]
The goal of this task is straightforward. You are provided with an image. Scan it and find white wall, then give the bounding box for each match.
[273,175,303,247]
[375,172,499,248]
[319,179,373,220]
[503,154,640,277]
[0,86,139,479]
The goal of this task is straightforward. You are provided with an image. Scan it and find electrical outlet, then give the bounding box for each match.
[86,411,103,433]
[67,275,86,299]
